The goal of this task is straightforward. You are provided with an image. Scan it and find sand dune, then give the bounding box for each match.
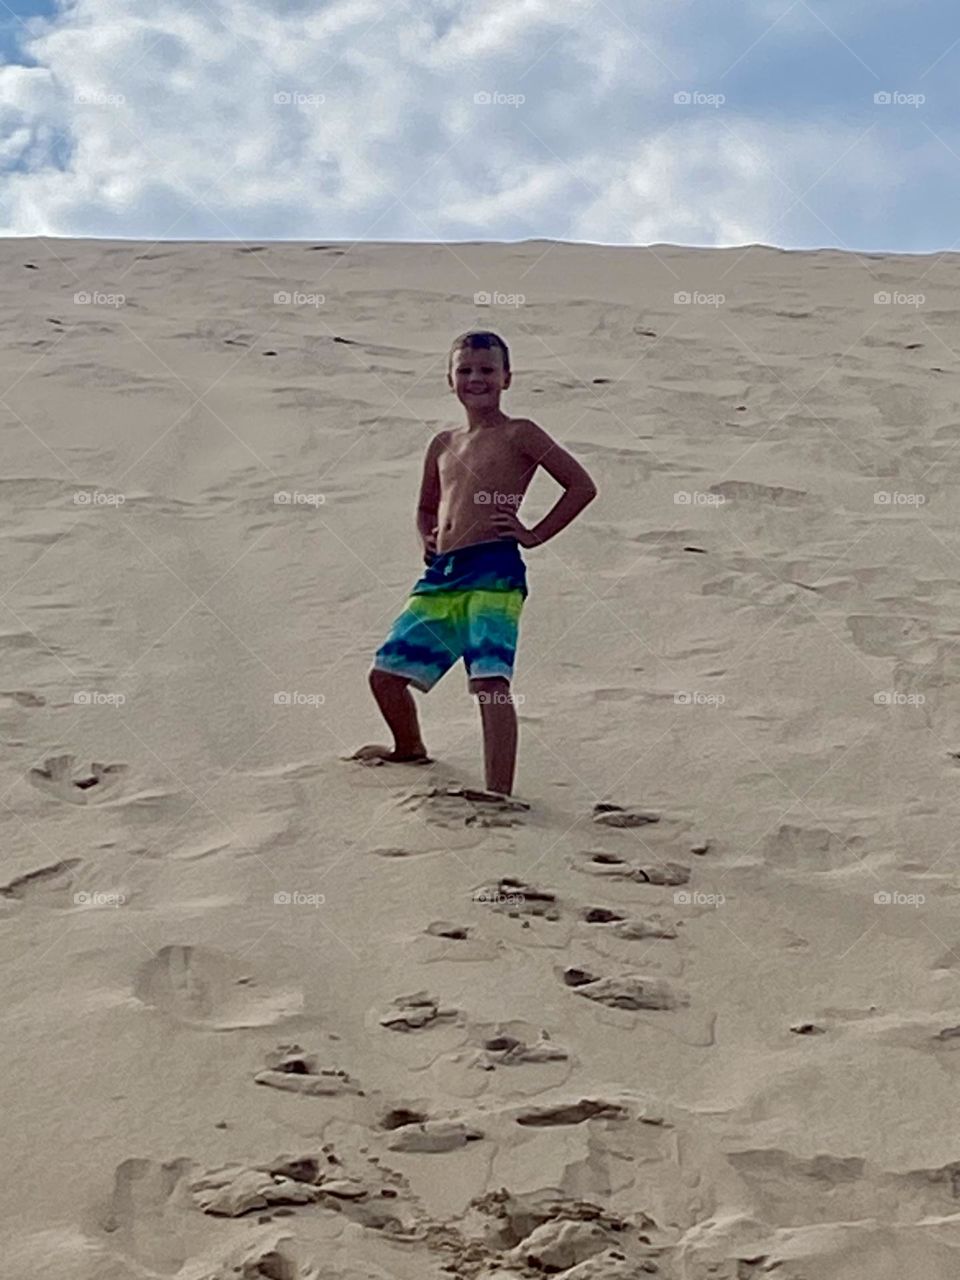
[2,236,959,1277]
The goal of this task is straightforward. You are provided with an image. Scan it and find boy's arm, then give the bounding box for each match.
[493,421,597,548]
[416,432,446,557]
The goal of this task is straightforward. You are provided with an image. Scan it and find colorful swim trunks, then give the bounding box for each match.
[373,539,527,692]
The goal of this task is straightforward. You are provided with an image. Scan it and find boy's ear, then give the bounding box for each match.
[503,371,512,389]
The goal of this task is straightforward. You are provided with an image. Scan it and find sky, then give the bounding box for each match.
[0,0,957,249]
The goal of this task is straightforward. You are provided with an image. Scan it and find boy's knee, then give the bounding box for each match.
[369,667,409,694]
[469,675,513,703]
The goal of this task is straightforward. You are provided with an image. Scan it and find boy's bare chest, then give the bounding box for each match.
[439,434,527,486]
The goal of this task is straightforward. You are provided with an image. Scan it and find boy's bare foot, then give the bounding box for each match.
[349,743,433,765]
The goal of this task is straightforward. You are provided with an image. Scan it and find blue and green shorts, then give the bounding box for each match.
[373,539,527,692]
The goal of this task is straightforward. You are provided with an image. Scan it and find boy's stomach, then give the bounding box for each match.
[436,502,524,554]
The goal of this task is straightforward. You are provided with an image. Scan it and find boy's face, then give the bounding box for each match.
[448,343,511,408]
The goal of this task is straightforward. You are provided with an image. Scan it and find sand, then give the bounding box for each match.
[2,235,960,1278]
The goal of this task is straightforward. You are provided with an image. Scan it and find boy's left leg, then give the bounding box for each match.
[469,676,518,795]
[464,588,525,797]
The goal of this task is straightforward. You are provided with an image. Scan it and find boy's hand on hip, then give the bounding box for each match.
[492,508,539,548]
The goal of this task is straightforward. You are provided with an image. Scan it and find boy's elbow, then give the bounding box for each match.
[581,480,598,503]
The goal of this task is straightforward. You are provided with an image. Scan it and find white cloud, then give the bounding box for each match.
[568,119,894,246]
[0,0,948,247]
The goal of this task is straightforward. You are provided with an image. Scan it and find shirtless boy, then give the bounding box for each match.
[359,331,597,798]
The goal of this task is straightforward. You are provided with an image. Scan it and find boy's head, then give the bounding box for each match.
[447,331,511,407]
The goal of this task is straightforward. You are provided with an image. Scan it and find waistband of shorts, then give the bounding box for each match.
[412,538,528,596]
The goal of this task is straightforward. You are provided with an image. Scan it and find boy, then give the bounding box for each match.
[357,331,597,799]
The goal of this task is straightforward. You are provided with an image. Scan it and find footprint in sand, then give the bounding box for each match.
[473,876,560,919]
[379,989,460,1032]
[413,919,503,966]
[575,851,691,886]
[192,1159,326,1216]
[514,1097,629,1126]
[562,965,684,1011]
[580,906,678,941]
[469,1022,571,1072]
[846,613,930,658]
[462,1190,656,1276]
[379,1104,430,1128]
[551,1249,657,1278]
[254,1043,365,1097]
[426,920,472,940]
[0,689,45,708]
[96,1155,194,1273]
[183,1235,303,1280]
[386,1118,484,1153]
[431,1020,573,1098]
[192,1149,411,1232]
[505,1221,631,1273]
[28,753,127,805]
[369,786,526,852]
[592,802,661,828]
[560,964,715,1046]
[401,784,529,829]
[1,857,83,906]
[470,876,679,942]
[764,823,865,873]
[726,1148,870,1226]
[5,1229,167,1280]
[133,945,302,1029]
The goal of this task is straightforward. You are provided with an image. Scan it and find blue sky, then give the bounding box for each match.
[0,0,957,249]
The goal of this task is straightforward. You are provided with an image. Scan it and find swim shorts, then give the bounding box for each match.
[373,539,527,692]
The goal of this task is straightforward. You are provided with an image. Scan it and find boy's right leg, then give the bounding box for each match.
[362,669,429,761]
[355,594,459,763]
